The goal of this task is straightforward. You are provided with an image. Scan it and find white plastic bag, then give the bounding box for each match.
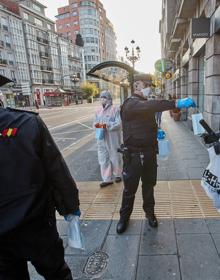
[67,216,85,250]
[157,139,171,160]
[201,146,220,210]
[191,113,205,135]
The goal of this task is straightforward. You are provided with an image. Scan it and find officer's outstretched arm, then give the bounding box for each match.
[130,99,176,114]
[36,116,80,216]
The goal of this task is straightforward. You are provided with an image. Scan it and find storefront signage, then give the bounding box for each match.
[154,59,173,73]
[191,18,210,39]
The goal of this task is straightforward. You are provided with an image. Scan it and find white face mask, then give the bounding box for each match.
[141,87,151,98]
[100,97,108,106]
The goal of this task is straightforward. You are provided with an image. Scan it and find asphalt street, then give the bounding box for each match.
[39,102,102,182]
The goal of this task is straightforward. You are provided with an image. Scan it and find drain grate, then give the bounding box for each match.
[83,251,109,278]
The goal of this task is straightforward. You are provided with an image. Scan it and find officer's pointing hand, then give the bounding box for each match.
[176,97,196,109]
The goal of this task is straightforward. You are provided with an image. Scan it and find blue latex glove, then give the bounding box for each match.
[176,98,196,109]
[64,209,81,221]
[157,129,166,140]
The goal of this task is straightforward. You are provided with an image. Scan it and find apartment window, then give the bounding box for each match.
[4,34,10,44]
[0,69,5,75]
[47,24,52,30]
[80,1,96,7]
[33,3,41,12]
[72,11,78,16]
[1,17,7,26]
[88,9,96,15]
[10,70,16,81]
[23,12,29,20]
[34,18,43,27]
[56,13,70,20]
[72,3,78,8]
[8,53,14,63]
[73,21,78,25]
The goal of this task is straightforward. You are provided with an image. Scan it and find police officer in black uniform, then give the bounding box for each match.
[116,73,195,234]
[0,103,80,279]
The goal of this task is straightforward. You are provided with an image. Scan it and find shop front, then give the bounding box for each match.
[44,91,63,107]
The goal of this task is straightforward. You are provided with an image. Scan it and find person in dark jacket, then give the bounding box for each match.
[0,107,80,279]
[116,73,195,234]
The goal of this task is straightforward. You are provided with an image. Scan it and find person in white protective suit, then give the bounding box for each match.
[94,90,122,187]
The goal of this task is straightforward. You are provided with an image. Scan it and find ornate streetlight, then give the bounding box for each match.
[70,74,81,104]
[124,40,141,70]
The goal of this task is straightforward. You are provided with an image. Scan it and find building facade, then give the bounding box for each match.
[160,0,220,131]
[0,0,83,107]
[56,0,117,85]
[0,0,31,107]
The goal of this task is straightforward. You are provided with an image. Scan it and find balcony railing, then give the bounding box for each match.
[37,37,49,44]
[68,55,80,61]
[0,59,7,65]
[40,65,52,71]
[42,79,54,84]
[39,51,49,58]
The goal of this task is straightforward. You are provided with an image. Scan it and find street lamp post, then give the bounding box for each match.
[70,74,80,104]
[124,40,141,70]
[61,74,80,105]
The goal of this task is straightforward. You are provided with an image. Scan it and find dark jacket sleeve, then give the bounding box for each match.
[128,99,176,115]
[36,115,80,216]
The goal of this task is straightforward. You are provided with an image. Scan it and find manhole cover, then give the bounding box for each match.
[84,251,109,278]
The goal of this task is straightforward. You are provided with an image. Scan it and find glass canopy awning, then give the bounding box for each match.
[87,61,137,86]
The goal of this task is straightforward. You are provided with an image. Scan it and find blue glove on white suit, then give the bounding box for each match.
[176,98,196,109]
[65,209,81,222]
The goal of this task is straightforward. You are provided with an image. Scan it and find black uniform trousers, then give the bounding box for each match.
[0,222,73,280]
[120,148,157,222]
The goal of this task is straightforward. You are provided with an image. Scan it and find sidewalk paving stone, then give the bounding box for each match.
[101,235,140,280]
[140,219,177,255]
[211,234,220,254]
[187,167,205,180]
[206,218,220,233]
[174,218,209,234]
[177,233,220,280]
[137,255,181,280]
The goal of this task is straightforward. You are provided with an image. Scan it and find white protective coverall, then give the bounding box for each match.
[94,91,122,183]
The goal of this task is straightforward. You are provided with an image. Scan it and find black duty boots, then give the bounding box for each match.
[100,181,113,188]
[146,214,158,228]
[116,220,129,234]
